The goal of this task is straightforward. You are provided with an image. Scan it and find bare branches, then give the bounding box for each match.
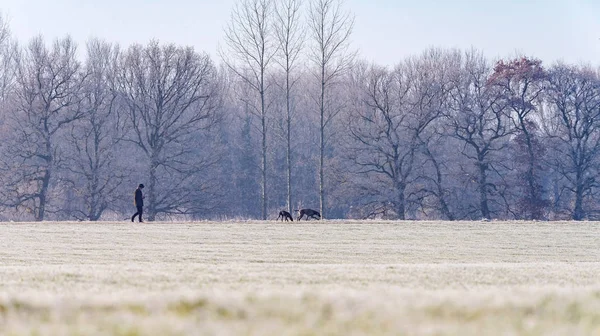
[307,0,354,218]
[60,39,124,220]
[0,36,84,220]
[117,41,221,220]
[0,13,16,101]
[221,0,278,94]
[273,0,305,212]
[221,0,278,219]
[544,64,600,220]
[307,0,354,85]
[346,51,452,219]
[274,0,304,77]
[444,50,515,219]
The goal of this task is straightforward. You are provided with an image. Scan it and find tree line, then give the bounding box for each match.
[0,0,598,222]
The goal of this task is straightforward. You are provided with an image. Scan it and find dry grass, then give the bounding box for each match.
[0,220,599,335]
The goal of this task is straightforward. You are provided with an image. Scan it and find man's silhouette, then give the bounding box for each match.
[131,184,145,222]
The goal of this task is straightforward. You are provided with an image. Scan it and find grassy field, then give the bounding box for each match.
[0,221,599,335]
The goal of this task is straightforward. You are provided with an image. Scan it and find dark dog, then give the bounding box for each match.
[277,210,294,222]
[296,208,321,221]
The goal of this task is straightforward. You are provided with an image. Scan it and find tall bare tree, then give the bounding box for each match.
[222,0,277,220]
[407,49,458,220]
[347,65,413,219]
[307,0,354,218]
[445,51,514,219]
[543,64,600,220]
[489,57,548,219]
[347,52,450,220]
[0,37,84,221]
[63,39,124,220]
[274,0,304,213]
[117,41,222,221]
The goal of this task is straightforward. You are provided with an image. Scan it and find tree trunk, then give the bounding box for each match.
[89,175,99,221]
[90,127,101,221]
[478,160,490,219]
[396,182,406,220]
[261,88,267,220]
[523,130,538,202]
[423,144,454,220]
[36,138,53,222]
[573,171,584,220]
[286,73,292,213]
[148,153,158,221]
[319,74,325,219]
[36,168,51,222]
[519,119,542,219]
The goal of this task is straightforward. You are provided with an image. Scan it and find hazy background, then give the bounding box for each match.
[2,0,599,65]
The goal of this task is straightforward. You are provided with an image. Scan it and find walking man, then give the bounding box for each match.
[131,184,145,222]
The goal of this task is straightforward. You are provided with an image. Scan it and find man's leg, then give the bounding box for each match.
[138,206,144,222]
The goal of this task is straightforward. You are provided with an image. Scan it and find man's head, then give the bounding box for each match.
[138,184,145,189]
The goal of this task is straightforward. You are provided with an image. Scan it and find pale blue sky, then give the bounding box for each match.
[1,0,599,66]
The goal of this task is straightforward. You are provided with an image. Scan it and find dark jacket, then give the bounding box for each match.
[134,188,144,207]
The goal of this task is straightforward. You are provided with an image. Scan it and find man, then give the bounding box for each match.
[131,184,145,222]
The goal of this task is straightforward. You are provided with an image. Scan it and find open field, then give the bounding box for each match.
[0,221,599,335]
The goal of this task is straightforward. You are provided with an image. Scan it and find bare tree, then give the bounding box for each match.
[489,57,548,219]
[346,52,449,220]
[222,0,278,220]
[117,41,222,221]
[445,51,514,219]
[543,64,600,220]
[63,39,124,220]
[408,49,459,220]
[0,36,84,221]
[274,0,304,213]
[347,65,412,219]
[307,0,354,218]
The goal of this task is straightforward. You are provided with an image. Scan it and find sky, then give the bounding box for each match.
[1,0,599,66]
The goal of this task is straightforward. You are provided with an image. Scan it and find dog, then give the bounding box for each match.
[277,210,294,222]
[296,208,321,221]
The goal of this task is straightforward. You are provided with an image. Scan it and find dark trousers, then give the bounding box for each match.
[131,206,143,222]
